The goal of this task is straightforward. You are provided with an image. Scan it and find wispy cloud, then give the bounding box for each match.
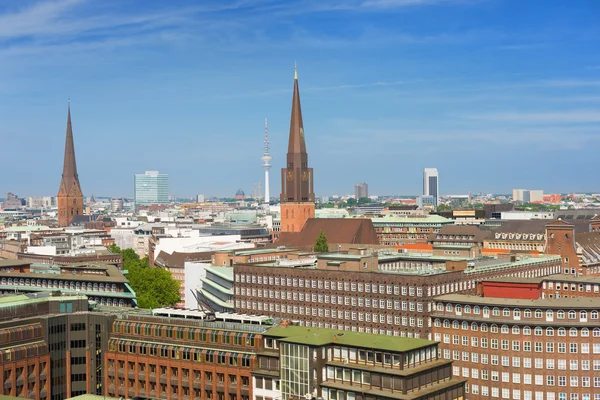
[497,43,548,50]
[464,110,600,123]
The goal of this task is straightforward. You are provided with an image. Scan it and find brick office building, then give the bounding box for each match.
[105,313,264,400]
[234,250,562,339]
[0,292,113,400]
[431,293,600,400]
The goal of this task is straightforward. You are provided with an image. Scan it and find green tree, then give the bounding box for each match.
[358,197,371,205]
[346,197,357,207]
[109,244,180,309]
[436,204,451,212]
[314,230,329,253]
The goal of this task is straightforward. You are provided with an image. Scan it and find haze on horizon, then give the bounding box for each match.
[1,0,599,198]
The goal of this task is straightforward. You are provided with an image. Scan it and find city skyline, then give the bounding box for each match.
[1,0,599,197]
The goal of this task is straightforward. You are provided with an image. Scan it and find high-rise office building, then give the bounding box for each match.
[134,170,169,206]
[354,182,368,199]
[423,168,439,208]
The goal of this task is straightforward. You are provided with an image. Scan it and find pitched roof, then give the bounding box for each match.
[276,218,380,247]
[154,250,214,268]
[429,225,491,242]
[493,219,594,236]
[575,232,600,265]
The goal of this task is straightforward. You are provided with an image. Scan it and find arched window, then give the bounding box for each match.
[591,311,598,319]
[580,311,587,320]
[100,283,104,291]
[501,325,509,334]
[534,309,542,318]
[534,327,542,336]
[452,321,459,329]
[25,279,30,285]
[464,305,471,314]
[434,319,441,327]
[514,309,521,318]
[558,328,566,337]
[471,323,478,331]
[19,278,24,285]
[523,326,531,335]
[93,283,98,291]
[557,310,565,319]
[581,328,589,337]
[491,324,498,333]
[443,320,450,328]
[569,328,578,337]
[446,304,453,312]
[492,307,500,316]
[503,308,510,317]
[593,328,600,337]
[456,305,462,314]
[483,306,490,316]
[546,310,553,319]
[473,306,480,314]
[546,327,554,336]
[568,310,576,319]
[480,323,488,332]
[524,309,532,318]
[437,303,443,311]
[462,322,468,330]
[512,326,520,335]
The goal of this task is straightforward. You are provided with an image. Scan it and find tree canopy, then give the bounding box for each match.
[109,244,180,309]
[314,230,329,253]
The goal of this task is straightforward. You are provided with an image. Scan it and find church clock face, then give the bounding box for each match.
[302,171,308,182]
[287,171,293,181]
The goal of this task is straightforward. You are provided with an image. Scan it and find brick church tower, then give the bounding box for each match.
[57,105,84,227]
[280,66,315,233]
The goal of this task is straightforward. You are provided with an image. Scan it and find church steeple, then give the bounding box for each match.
[281,65,314,204]
[57,103,84,227]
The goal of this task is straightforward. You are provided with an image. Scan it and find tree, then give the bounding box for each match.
[346,198,357,207]
[109,244,180,309]
[314,230,329,253]
[358,197,371,205]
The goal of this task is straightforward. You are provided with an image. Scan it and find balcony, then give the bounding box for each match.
[28,374,36,384]
[172,394,179,400]
[228,384,237,395]
[193,379,201,390]
[160,392,168,399]
[4,380,12,390]
[149,372,157,382]
[28,392,36,400]
[118,387,125,396]
[171,376,179,386]
[159,374,167,384]
[40,389,47,398]
[108,384,116,395]
[107,367,115,377]
[139,371,146,381]
[204,382,213,391]
[39,371,47,380]
[128,371,136,380]
[117,368,125,378]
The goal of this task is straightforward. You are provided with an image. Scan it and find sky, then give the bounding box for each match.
[0,0,599,199]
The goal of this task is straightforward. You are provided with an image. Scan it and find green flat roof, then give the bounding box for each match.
[265,326,434,352]
[0,293,87,307]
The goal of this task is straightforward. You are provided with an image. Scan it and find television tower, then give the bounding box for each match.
[261,118,272,204]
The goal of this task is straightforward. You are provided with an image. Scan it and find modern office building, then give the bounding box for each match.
[354,182,368,199]
[134,170,169,207]
[423,168,439,208]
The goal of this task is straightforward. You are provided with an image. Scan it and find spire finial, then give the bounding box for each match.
[68,97,71,108]
[294,62,298,80]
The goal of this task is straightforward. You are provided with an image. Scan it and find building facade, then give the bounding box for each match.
[423,169,439,208]
[234,252,562,338]
[57,106,84,227]
[134,171,169,207]
[431,294,600,400]
[280,66,315,233]
[354,183,368,199]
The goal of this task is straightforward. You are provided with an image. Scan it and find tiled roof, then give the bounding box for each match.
[276,218,380,247]
[575,232,600,265]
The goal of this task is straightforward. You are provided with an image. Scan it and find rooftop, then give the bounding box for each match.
[370,215,453,224]
[265,325,434,352]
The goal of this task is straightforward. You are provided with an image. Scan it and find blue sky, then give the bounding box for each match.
[1,0,599,198]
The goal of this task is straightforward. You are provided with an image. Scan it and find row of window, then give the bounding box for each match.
[464,384,600,400]
[0,277,119,292]
[235,276,425,296]
[236,301,425,326]
[440,334,600,354]
[453,367,600,388]
[436,303,599,320]
[435,320,600,336]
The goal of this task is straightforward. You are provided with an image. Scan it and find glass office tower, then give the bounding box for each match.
[134,171,169,206]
